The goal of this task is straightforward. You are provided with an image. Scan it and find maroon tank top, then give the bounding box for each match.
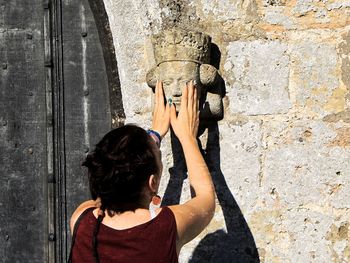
[70,207,178,263]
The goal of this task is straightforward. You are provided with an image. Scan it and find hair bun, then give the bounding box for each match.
[85,124,160,213]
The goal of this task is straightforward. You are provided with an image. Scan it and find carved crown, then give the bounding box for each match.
[151,29,211,65]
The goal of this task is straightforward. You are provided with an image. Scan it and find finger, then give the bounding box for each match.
[158,80,164,109]
[157,81,166,114]
[180,82,188,111]
[156,80,161,103]
[188,81,195,122]
[153,81,158,117]
[193,83,197,115]
[158,80,165,106]
[155,80,160,106]
[164,103,171,132]
[194,111,200,136]
[170,103,177,128]
[192,96,199,136]
[188,80,194,110]
[165,100,171,119]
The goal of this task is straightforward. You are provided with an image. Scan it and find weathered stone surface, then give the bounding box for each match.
[103,0,160,126]
[281,208,334,262]
[257,0,350,35]
[199,0,241,21]
[322,30,350,123]
[293,0,350,17]
[261,119,350,208]
[250,118,350,260]
[103,0,350,261]
[250,207,336,261]
[225,40,291,115]
[288,31,344,118]
[326,219,350,262]
[263,6,295,29]
[219,121,262,209]
[292,0,318,17]
[339,30,350,89]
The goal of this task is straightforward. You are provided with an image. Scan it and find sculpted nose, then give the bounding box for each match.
[173,87,182,97]
[169,81,182,98]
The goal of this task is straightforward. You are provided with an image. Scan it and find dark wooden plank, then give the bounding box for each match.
[0,1,47,262]
[0,0,42,30]
[60,0,112,259]
[0,0,117,261]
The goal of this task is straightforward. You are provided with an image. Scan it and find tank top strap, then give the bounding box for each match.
[68,207,96,263]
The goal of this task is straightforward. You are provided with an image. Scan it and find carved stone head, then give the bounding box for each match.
[146,29,223,120]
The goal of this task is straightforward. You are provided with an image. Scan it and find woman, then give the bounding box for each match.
[69,80,215,262]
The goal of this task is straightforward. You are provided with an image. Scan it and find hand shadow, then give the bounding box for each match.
[162,123,260,263]
[161,130,188,206]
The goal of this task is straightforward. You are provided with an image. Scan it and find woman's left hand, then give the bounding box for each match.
[152,80,170,138]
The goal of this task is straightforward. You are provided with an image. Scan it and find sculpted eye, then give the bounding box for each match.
[163,80,172,85]
[179,80,187,86]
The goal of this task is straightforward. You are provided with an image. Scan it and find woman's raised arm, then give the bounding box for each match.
[169,81,216,252]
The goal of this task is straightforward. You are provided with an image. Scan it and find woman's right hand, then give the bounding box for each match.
[170,80,199,143]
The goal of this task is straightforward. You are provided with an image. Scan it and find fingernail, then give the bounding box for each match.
[168,98,172,105]
[193,80,197,85]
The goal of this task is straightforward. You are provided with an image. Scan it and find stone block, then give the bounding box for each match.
[249,207,335,261]
[289,34,341,117]
[199,0,258,22]
[291,0,350,25]
[219,121,262,209]
[261,119,350,209]
[200,0,240,21]
[103,0,161,122]
[263,6,295,29]
[292,0,318,17]
[280,208,333,261]
[249,119,350,260]
[224,40,291,115]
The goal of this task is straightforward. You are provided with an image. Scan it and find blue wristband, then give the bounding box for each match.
[147,130,161,147]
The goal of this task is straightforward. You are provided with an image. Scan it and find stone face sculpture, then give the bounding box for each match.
[146,29,223,120]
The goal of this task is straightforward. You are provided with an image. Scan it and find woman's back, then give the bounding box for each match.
[71,207,178,263]
[70,81,215,262]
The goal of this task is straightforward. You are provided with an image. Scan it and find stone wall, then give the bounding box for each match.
[102,0,350,262]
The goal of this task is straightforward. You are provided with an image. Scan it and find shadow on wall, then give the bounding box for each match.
[162,123,260,263]
[192,122,260,263]
[162,43,260,263]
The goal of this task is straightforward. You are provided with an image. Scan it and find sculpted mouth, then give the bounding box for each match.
[171,99,181,104]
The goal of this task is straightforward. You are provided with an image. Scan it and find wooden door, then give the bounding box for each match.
[0,0,123,261]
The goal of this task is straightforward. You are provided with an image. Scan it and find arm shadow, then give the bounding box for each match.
[189,122,260,263]
[162,123,260,263]
[162,42,260,262]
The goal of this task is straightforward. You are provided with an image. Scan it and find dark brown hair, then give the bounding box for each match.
[82,125,160,263]
[82,124,160,214]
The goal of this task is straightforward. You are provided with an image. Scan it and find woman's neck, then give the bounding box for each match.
[95,207,160,230]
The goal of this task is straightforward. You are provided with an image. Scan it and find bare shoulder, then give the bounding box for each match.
[70,199,100,233]
[168,202,200,227]
[168,198,215,250]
